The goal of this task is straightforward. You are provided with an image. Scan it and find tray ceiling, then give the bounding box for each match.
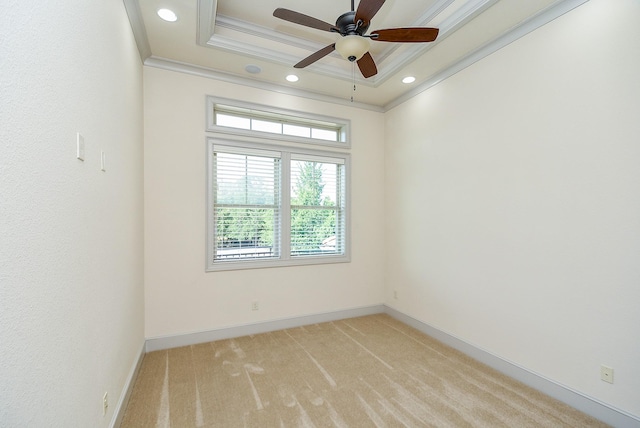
[125,0,587,109]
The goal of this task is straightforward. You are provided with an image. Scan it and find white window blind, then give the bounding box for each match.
[290,156,345,257]
[212,146,281,261]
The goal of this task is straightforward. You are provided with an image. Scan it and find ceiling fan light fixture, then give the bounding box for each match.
[402,76,416,84]
[286,74,299,82]
[335,35,370,62]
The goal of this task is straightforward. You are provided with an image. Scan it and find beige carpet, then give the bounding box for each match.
[121,314,608,427]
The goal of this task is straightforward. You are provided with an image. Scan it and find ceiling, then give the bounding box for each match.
[124,0,584,110]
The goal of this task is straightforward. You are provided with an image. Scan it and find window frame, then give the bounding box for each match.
[206,137,351,271]
[206,96,351,149]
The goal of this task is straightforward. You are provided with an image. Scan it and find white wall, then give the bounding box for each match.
[143,67,385,339]
[0,1,144,426]
[385,0,640,417]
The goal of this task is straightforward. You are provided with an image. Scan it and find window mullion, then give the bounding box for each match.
[337,163,345,253]
[280,151,291,260]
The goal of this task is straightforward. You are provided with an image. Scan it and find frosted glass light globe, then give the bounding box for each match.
[335,35,370,62]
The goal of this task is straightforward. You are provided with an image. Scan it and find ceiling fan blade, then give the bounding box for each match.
[357,52,377,78]
[274,8,339,33]
[294,44,336,68]
[370,27,439,42]
[355,0,386,26]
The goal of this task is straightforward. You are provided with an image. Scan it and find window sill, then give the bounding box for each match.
[206,254,350,272]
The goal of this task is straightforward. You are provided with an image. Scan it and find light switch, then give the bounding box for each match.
[101,151,106,172]
[76,133,85,161]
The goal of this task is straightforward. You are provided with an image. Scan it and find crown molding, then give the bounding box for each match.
[196,0,218,46]
[200,14,374,85]
[196,0,497,87]
[375,0,498,86]
[126,0,591,113]
[384,0,592,111]
[215,15,326,53]
[123,0,151,62]
[144,56,384,112]
[374,0,454,65]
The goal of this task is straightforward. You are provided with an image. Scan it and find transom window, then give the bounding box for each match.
[207,96,350,148]
[216,107,340,142]
[207,140,349,271]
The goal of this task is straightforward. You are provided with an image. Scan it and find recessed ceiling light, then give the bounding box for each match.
[402,76,416,84]
[157,8,177,22]
[245,65,262,74]
[286,74,299,82]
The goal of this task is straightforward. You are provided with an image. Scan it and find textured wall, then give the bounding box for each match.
[0,1,144,426]
[384,0,640,417]
[143,67,385,339]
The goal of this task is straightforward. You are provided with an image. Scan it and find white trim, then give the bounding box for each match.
[144,305,385,352]
[197,1,498,86]
[214,15,334,57]
[122,0,151,62]
[139,304,639,426]
[110,341,145,428]
[290,153,345,164]
[144,56,384,113]
[374,0,498,85]
[206,96,351,149]
[383,306,640,428]
[196,0,217,46]
[200,13,370,85]
[129,0,591,112]
[385,0,591,111]
[373,0,454,65]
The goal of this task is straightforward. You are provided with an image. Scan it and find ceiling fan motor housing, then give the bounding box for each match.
[336,11,369,36]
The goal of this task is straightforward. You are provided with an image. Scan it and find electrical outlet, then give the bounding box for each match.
[251,301,259,311]
[600,365,614,384]
[102,391,109,416]
[393,290,398,300]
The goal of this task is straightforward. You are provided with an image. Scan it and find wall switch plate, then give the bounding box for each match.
[76,133,85,161]
[100,151,106,171]
[102,391,108,416]
[601,365,614,384]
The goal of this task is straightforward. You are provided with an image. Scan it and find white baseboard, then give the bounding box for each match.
[111,342,145,428]
[384,306,640,428]
[139,305,638,427]
[145,305,385,352]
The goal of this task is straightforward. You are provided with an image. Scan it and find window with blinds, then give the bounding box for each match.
[212,146,281,261]
[290,155,345,257]
[207,141,349,271]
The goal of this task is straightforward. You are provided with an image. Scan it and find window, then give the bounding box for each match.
[290,154,346,257]
[207,96,350,148]
[207,140,349,271]
[210,146,281,261]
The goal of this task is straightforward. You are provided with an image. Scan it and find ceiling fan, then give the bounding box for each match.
[273,0,439,78]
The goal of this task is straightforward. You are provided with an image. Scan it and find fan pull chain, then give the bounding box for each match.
[351,62,356,103]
